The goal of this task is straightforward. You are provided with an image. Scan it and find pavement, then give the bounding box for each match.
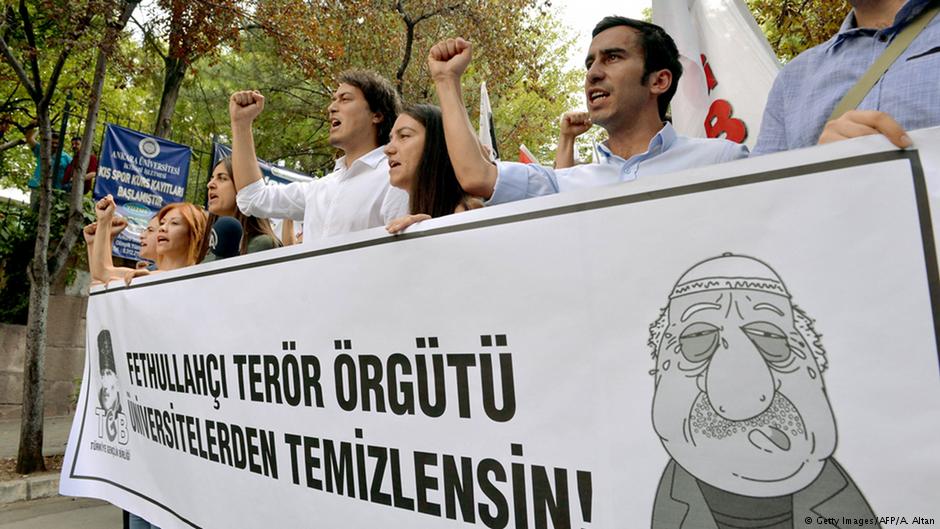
[0,496,121,528]
[0,414,106,514]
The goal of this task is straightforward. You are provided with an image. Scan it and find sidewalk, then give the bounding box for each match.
[0,415,74,505]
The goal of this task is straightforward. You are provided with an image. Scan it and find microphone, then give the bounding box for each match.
[209,216,243,259]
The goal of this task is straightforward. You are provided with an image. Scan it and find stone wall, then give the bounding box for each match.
[0,293,88,419]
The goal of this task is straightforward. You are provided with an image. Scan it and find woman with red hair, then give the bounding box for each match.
[88,196,208,285]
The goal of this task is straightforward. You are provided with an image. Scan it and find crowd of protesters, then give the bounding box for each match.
[78,2,937,289]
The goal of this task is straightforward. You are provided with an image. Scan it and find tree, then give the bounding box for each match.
[0,0,137,474]
[747,0,850,62]
[134,0,242,138]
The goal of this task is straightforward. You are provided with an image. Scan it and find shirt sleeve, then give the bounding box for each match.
[751,72,789,156]
[380,186,410,224]
[486,161,559,205]
[719,141,750,163]
[236,179,308,221]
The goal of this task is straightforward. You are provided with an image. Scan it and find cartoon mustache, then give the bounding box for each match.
[689,392,806,449]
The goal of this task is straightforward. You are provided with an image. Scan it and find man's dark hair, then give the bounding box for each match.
[592,16,683,121]
[71,135,82,142]
[338,69,401,145]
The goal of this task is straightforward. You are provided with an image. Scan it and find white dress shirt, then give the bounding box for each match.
[236,146,409,243]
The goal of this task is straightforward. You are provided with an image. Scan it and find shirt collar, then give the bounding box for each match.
[827,0,931,51]
[333,145,386,172]
[596,122,676,162]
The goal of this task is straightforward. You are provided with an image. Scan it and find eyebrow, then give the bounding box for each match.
[681,302,722,322]
[753,302,785,316]
[585,47,629,68]
[394,126,417,135]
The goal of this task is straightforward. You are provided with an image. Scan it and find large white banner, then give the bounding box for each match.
[653,0,781,149]
[61,131,940,528]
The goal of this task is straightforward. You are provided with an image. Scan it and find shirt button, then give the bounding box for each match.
[878,33,888,42]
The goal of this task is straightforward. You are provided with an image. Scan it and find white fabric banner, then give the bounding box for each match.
[653,0,781,149]
[61,130,940,529]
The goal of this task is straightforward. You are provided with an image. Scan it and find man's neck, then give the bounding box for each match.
[604,111,666,160]
[340,141,380,168]
[852,0,907,28]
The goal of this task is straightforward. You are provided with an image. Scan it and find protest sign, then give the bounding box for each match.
[94,124,191,260]
[211,142,314,185]
[63,130,940,528]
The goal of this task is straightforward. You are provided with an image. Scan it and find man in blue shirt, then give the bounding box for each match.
[25,127,72,209]
[428,17,748,205]
[753,0,938,155]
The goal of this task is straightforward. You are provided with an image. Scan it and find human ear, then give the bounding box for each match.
[648,69,672,96]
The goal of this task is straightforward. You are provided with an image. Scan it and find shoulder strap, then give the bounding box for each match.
[829,1,940,121]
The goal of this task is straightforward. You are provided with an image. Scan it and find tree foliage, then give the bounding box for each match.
[747,0,851,62]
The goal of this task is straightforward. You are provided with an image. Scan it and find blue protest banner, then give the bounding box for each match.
[211,141,315,185]
[95,124,191,261]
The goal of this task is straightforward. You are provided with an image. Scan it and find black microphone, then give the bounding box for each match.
[209,216,242,259]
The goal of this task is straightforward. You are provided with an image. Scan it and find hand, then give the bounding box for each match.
[82,223,97,245]
[428,38,472,82]
[110,216,128,238]
[95,195,116,221]
[229,90,265,126]
[124,268,151,286]
[386,214,431,234]
[818,110,911,148]
[560,111,592,138]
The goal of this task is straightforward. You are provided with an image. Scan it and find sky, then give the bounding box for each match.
[553,0,652,70]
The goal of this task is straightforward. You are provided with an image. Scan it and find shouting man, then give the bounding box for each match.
[648,254,878,529]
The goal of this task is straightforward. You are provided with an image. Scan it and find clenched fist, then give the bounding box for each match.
[428,38,472,83]
[229,90,265,126]
[560,111,592,138]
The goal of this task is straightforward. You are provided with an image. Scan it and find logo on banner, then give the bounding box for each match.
[94,330,130,457]
[138,137,161,159]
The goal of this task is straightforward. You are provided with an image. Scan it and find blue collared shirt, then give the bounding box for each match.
[753,0,940,155]
[489,123,748,204]
[29,144,72,190]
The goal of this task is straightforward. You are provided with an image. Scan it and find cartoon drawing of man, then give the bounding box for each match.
[648,254,879,529]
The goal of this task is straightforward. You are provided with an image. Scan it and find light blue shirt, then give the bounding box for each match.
[753,0,940,155]
[488,123,748,205]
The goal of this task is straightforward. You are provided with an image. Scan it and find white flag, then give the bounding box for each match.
[479,81,499,161]
[653,0,780,149]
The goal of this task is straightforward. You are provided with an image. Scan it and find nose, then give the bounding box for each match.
[207,178,216,190]
[586,62,604,85]
[327,101,338,114]
[383,142,396,156]
[704,327,776,421]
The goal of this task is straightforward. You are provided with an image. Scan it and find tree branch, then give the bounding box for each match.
[18,0,41,96]
[0,7,38,99]
[131,14,167,60]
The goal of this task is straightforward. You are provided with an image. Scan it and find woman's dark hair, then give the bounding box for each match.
[592,16,683,121]
[403,104,465,218]
[197,158,282,261]
[338,69,401,146]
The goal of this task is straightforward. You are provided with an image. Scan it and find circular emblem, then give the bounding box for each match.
[209,227,218,251]
[138,137,161,159]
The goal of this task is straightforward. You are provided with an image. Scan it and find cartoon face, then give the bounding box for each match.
[651,258,837,497]
[99,368,119,411]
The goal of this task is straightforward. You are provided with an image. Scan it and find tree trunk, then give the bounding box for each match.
[395,20,416,97]
[16,109,54,474]
[153,56,186,138]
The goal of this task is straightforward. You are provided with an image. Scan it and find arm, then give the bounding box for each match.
[554,111,592,169]
[428,38,498,199]
[90,196,135,283]
[24,127,37,148]
[279,218,296,246]
[229,91,266,192]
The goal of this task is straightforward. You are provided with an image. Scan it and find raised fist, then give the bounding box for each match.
[95,194,116,221]
[428,38,472,82]
[229,90,265,125]
[560,111,592,138]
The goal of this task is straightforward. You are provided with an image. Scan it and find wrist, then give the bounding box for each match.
[432,74,462,87]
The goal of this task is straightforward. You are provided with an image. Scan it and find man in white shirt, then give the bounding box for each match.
[229,70,409,242]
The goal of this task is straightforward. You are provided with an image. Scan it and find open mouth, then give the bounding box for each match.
[388,160,401,169]
[330,118,342,132]
[156,236,168,244]
[587,88,610,104]
[748,426,792,453]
